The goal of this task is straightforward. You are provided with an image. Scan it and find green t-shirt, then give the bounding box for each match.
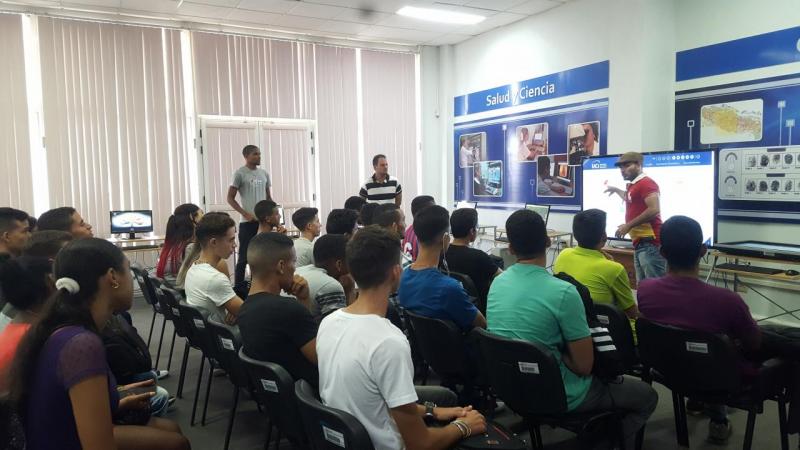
[553,247,635,311]
[487,263,592,410]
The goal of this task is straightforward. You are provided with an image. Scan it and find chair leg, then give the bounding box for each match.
[147,309,157,347]
[166,329,177,372]
[528,423,542,450]
[273,430,282,450]
[155,316,167,368]
[177,341,190,399]
[190,356,205,426]
[223,386,240,450]
[777,398,789,450]
[672,393,689,448]
[201,361,214,426]
[743,409,757,450]
[264,423,272,450]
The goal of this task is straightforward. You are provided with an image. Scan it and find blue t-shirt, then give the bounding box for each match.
[397,267,478,331]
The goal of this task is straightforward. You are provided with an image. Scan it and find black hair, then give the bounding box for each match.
[372,154,386,167]
[359,203,379,226]
[585,122,599,140]
[248,231,294,275]
[0,207,30,233]
[660,215,704,270]
[0,256,54,311]
[23,230,73,259]
[413,205,449,246]
[27,216,37,232]
[37,207,76,232]
[572,209,607,249]
[450,208,478,239]
[242,144,260,157]
[254,200,278,223]
[373,204,401,228]
[292,207,319,231]
[344,196,366,212]
[537,157,551,179]
[173,203,201,220]
[195,213,236,247]
[346,226,400,289]
[9,238,126,416]
[326,209,358,235]
[164,211,196,248]
[313,234,348,265]
[506,209,548,259]
[410,195,435,217]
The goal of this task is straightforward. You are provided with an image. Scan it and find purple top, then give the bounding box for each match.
[638,275,761,375]
[26,326,119,450]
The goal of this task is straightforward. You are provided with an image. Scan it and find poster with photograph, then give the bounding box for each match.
[537,154,575,197]
[515,123,548,162]
[458,132,487,168]
[700,99,763,144]
[567,121,601,165]
[473,160,503,197]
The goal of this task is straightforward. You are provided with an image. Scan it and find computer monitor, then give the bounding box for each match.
[277,205,285,226]
[454,201,477,210]
[110,210,154,239]
[524,204,550,225]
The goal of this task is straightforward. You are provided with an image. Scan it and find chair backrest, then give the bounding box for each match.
[238,349,307,446]
[472,328,569,416]
[636,318,741,394]
[294,379,375,450]
[159,287,189,338]
[448,271,483,313]
[131,265,159,308]
[206,319,249,389]
[405,311,468,381]
[593,303,638,370]
[176,303,215,357]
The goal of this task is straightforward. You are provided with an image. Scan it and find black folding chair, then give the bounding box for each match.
[448,271,483,313]
[160,287,191,397]
[176,303,220,427]
[131,265,164,348]
[295,379,375,450]
[593,303,641,376]
[207,319,249,450]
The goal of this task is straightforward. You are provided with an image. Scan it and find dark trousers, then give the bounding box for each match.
[234,221,259,295]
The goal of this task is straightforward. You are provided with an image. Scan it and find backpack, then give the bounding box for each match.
[554,272,625,381]
[101,314,152,384]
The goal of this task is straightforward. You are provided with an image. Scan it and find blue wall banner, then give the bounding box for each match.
[676,26,800,81]
[454,99,607,212]
[453,61,609,117]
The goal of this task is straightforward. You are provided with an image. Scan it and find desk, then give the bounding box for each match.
[107,236,164,265]
[706,250,800,321]
[602,247,637,289]
[493,228,574,248]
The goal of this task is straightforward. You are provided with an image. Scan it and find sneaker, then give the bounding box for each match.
[686,398,705,416]
[155,370,169,380]
[707,420,732,445]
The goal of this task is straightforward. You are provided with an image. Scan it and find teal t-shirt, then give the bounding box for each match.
[486,263,592,410]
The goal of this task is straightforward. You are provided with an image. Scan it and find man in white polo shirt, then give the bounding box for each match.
[359,154,402,206]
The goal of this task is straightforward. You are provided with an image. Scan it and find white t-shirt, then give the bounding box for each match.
[295,265,346,321]
[184,263,236,323]
[317,310,418,450]
[294,237,315,268]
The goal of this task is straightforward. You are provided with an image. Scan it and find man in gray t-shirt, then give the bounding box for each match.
[227,144,272,293]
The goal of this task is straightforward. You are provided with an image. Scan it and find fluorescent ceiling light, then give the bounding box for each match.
[396,6,485,25]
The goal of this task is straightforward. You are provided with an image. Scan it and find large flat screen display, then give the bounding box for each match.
[582,150,716,244]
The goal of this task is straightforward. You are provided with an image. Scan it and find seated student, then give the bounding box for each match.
[156,204,203,282]
[7,238,189,450]
[398,205,486,332]
[317,226,487,450]
[254,200,286,235]
[37,206,94,238]
[359,202,379,227]
[185,213,243,324]
[296,234,355,322]
[0,207,32,258]
[488,209,657,448]
[238,233,319,386]
[402,195,435,262]
[445,208,502,311]
[344,196,366,215]
[325,208,359,238]
[175,227,229,290]
[553,209,638,319]
[374,204,406,240]
[291,207,321,267]
[22,230,73,259]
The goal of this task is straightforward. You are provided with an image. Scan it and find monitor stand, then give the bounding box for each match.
[127,232,138,240]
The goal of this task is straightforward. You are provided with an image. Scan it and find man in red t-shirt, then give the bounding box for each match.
[604,152,666,282]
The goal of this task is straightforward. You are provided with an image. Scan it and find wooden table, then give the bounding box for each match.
[601,246,637,288]
[107,236,165,265]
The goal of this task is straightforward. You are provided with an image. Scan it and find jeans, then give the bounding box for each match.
[234,221,259,294]
[129,371,171,417]
[573,376,659,448]
[633,240,667,283]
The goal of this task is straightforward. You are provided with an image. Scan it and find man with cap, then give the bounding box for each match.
[604,152,666,282]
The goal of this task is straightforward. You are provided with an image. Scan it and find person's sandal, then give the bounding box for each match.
[707,420,732,445]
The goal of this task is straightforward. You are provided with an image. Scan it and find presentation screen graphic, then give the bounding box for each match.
[700,99,763,144]
[110,210,154,234]
[515,123,549,162]
[473,161,503,197]
[458,132,487,168]
[719,147,800,201]
[582,150,716,244]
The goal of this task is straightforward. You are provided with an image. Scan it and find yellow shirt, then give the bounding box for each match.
[553,246,635,311]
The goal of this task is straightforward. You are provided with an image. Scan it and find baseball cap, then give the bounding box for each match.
[614,152,643,167]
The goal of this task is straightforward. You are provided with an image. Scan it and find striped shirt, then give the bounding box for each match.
[359,174,402,204]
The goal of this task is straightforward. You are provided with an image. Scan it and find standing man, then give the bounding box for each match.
[359,154,402,206]
[228,144,272,293]
[604,152,666,282]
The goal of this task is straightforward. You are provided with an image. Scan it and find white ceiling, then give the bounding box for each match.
[1,0,571,47]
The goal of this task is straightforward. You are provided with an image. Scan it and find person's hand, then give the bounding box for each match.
[275,225,287,234]
[290,275,310,302]
[454,409,487,437]
[118,391,154,412]
[225,311,237,325]
[434,405,472,421]
[604,186,623,197]
[338,274,355,294]
[120,379,155,391]
[615,223,631,238]
[242,212,256,222]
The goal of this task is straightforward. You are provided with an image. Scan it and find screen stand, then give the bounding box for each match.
[127,232,138,240]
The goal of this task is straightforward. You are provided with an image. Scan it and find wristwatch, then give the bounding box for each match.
[424,401,436,420]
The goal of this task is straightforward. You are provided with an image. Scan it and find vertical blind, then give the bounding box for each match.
[38,17,191,235]
[0,14,34,212]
